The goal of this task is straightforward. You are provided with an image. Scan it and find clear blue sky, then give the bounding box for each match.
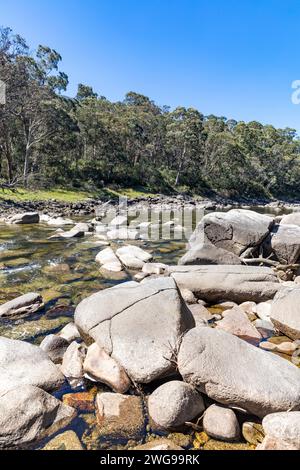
[2,0,300,130]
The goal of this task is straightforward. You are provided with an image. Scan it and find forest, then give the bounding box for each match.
[1,26,300,200]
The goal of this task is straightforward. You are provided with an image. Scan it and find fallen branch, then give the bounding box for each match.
[242,258,300,271]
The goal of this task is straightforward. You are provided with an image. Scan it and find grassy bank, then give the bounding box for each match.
[0,187,161,204]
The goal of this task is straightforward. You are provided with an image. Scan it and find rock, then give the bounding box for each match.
[148,381,205,429]
[216,306,261,343]
[239,301,257,316]
[73,222,93,233]
[61,342,86,388]
[0,385,75,449]
[169,265,279,303]
[257,435,298,450]
[259,341,277,351]
[271,224,300,264]
[0,337,65,394]
[7,212,40,225]
[95,247,123,272]
[84,343,131,393]
[49,229,84,240]
[41,215,73,226]
[203,405,240,442]
[256,301,272,321]
[179,242,242,266]
[271,287,300,340]
[110,216,128,227]
[262,411,300,449]
[107,229,139,240]
[132,439,183,451]
[63,390,96,412]
[254,319,275,338]
[40,334,69,364]
[116,245,152,270]
[178,327,300,418]
[281,212,300,227]
[180,288,198,304]
[42,431,83,450]
[188,304,213,325]
[242,422,264,445]
[276,342,297,355]
[96,392,145,440]
[187,209,274,257]
[142,263,168,275]
[58,323,81,343]
[0,292,43,318]
[75,277,194,384]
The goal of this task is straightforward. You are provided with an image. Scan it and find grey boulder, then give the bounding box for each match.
[169,265,279,303]
[75,277,194,383]
[178,327,300,418]
[262,411,300,450]
[179,241,242,266]
[270,287,300,340]
[271,224,300,264]
[281,212,300,227]
[40,334,69,364]
[7,212,40,225]
[0,385,75,449]
[0,336,65,394]
[148,380,205,429]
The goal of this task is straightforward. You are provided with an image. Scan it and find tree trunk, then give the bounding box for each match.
[175,142,187,186]
[23,144,30,187]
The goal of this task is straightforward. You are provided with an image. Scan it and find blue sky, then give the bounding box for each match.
[2,0,300,130]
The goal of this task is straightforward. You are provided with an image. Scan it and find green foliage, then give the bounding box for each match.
[1,26,300,200]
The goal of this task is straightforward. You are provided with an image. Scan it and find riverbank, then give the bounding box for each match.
[1,187,300,218]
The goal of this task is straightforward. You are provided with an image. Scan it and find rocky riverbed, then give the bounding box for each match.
[0,205,300,451]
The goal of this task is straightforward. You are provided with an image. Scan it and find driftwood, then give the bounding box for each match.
[242,258,300,271]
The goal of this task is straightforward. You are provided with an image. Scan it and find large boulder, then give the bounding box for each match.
[116,245,152,270]
[7,212,40,225]
[179,242,242,266]
[169,265,279,303]
[187,209,274,257]
[148,381,205,429]
[0,337,65,394]
[75,278,195,383]
[0,293,43,318]
[178,327,300,418]
[262,411,300,450]
[0,385,75,449]
[281,212,300,227]
[270,287,300,340]
[270,224,300,264]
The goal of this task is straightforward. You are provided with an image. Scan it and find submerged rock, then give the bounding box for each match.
[0,293,44,319]
[0,385,75,449]
[75,277,194,384]
[132,438,183,451]
[148,381,205,429]
[96,392,145,440]
[42,431,83,451]
[178,327,300,418]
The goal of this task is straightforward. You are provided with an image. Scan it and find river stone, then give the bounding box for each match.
[242,422,264,445]
[169,265,279,303]
[96,392,145,440]
[0,337,65,394]
[0,385,75,449]
[179,242,242,266]
[110,216,128,227]
[116,245,152,270]
[40,334,69,364]
[203,405,240,442]
[42,431,83,450]
[262,412,300,449]
[178,327,300,418]
[61,342,86,387]
[148,381,205,429]
[216,306,261,343]
[0,292,44,318]
[256,301,272,321]
[75,277,195,383]
[271,224,300,264]
[7,212,40,225]
[270,287,300,340]
[49,229,85,240]
[83,343,131,393]
[95,247,123,272]
[107,228,139,240]
[187,209,274,257]
[281,212,300,227]
[133,439,183,451]
[188,304,212,325]
[58,322,81,342]
[142,263,168,275]
[257,435,298,450]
